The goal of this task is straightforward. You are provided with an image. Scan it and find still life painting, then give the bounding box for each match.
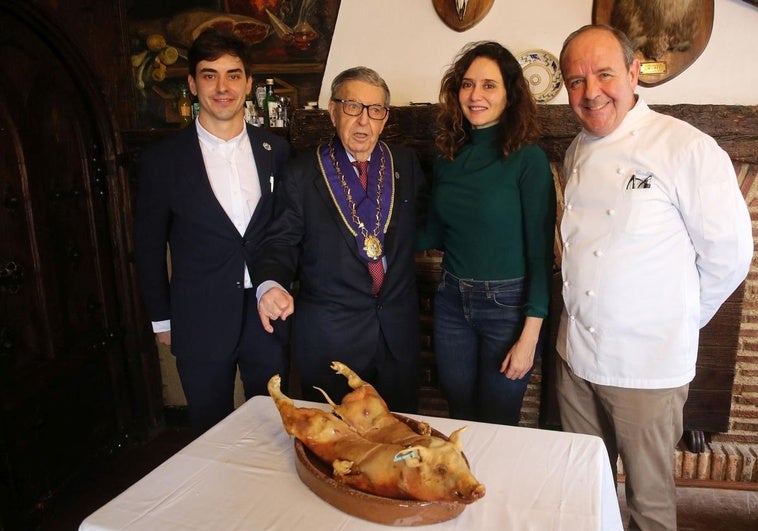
[128,0,340,127]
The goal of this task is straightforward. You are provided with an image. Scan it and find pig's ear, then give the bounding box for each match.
[393,446,425,467]
[448,426,468,451]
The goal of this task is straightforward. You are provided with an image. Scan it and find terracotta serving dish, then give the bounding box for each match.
[293,415,467,526]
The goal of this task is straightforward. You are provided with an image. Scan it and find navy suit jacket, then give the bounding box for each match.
[134,123,290,359]
[252,141,425,370]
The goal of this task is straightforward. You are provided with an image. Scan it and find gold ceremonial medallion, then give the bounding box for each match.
[364,236,383,260]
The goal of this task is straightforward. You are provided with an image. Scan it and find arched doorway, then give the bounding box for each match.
[0,3,161,527]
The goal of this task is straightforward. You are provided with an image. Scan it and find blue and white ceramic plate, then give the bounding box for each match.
[517,49,563,103]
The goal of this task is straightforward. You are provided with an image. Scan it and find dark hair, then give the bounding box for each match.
[436,41,539,160]
[187,29,251,78]
[330,66,391,106]
[559,24,635,72]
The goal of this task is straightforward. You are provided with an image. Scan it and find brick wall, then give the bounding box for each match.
[713,163,758,446]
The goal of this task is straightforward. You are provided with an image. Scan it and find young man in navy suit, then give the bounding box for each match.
[134,30,290,435]
[255,67,426,413]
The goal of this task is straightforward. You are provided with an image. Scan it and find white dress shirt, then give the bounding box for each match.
[557,97,752,389]
[152,121,261,333]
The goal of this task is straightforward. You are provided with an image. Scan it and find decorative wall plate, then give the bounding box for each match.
[517,49,563,103]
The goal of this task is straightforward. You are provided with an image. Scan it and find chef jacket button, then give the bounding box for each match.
[572,167,578,174]
[563,280,570,287]
[588,326,596,334]
[569,314,575,321]
[607,209,615,216]
[566,203,573,211]
[564,241,570,249]
[631,130,638,136]
[616,168,623,175]
[586,290,595,296]
[594,250,603,257]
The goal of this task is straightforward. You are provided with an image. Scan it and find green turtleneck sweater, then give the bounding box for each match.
[418,126,556,318]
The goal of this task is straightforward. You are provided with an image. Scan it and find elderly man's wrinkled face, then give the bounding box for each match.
[329,80,389,162]
[561,28,639,138]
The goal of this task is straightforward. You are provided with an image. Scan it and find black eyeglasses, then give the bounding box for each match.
[332,99,389,120]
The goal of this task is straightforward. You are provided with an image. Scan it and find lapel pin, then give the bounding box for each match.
[263,142,271,151]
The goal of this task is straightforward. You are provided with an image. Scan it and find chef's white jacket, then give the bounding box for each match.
[557,98,753,389]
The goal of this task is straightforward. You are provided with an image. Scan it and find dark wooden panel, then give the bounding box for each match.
[0,3,150,528]
[290,104,757,164]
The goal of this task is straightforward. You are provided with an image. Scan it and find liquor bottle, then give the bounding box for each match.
[178,87,193,127]
[278,96,291,128]
[263,78,278,128]
[255,83,266,112]
[244,92,257,126]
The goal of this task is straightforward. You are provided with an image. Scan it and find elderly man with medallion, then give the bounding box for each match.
[255,67,426,413]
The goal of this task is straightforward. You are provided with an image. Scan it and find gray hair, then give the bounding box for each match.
[559,24,636,72]
[330,66,391,106]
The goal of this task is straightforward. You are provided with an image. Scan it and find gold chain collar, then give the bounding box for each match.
[327,139,386,259]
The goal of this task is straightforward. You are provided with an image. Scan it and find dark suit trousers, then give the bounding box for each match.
[299,328,419,414]
[176,289,289,435]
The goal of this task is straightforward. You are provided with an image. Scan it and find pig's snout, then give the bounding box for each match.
[455,482,486,503]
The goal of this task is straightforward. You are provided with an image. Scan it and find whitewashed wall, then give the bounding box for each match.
[319,0,757,106]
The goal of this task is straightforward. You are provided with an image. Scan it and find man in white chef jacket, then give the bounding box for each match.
[556,24,753,531]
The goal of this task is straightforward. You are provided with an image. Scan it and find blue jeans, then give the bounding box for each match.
[433,270,537,425]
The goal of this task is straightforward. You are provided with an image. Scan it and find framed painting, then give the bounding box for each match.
[128,0,340,127]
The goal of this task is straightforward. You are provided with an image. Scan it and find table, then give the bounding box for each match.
[80,396,623,530]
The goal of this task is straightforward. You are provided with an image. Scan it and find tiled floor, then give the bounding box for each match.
[37,426,758,530]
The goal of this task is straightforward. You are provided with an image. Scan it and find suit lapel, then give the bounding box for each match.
[183,126,240,234]
[248,125,274,199]
[246,125,275,234]
[310,165,362,264]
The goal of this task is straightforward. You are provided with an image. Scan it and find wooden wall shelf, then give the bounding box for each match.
[165,63,324,78]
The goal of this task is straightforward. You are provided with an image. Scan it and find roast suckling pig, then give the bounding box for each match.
[316,361,445,447]
[268,373,486,503]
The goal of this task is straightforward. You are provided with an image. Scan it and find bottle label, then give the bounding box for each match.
[256,86,266,108]
[267,101,278,121]
[180,104,191,117]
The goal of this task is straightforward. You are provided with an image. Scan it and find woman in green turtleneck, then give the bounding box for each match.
[417,41,556,425]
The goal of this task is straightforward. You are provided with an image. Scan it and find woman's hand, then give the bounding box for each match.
[500,316,543,380]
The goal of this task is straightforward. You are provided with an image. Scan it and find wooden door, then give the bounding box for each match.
[0,5,135,528]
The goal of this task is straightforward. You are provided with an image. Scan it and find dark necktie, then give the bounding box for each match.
[352,160,384,295]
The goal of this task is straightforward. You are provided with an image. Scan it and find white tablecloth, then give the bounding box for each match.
[80,396,623,530]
